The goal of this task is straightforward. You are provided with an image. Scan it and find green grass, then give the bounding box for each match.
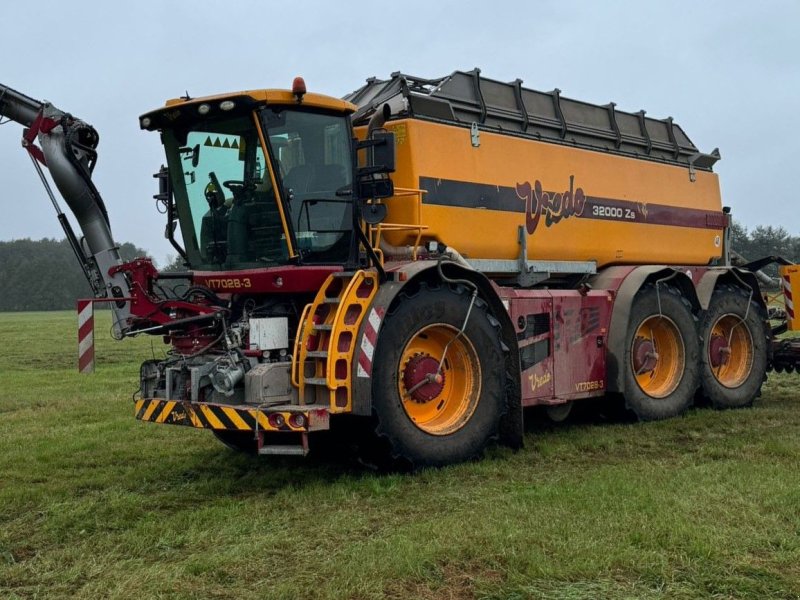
[1,311,800,599]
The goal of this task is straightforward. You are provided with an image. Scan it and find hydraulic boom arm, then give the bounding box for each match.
[1,83,224,337]
[0,83,133,332]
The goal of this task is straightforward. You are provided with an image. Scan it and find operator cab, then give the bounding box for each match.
[140,89,358,271]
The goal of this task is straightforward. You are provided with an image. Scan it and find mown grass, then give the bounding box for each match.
[1,311,800,599]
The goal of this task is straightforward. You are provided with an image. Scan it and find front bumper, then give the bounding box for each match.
[134,398,330,433]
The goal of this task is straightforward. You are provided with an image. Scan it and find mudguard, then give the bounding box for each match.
[695,267,765,311]
[591,265,700,394]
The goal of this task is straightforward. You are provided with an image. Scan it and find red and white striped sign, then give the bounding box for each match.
[77,299,95,374]
[784,274,794,321]
[357,307,384,378]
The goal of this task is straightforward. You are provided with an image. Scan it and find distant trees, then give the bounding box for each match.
[160,254,189,272]
[0,238,149,312]
[0,222,798,312]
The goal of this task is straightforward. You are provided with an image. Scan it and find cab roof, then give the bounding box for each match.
[139,89,356,131]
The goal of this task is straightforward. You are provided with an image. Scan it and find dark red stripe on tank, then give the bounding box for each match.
[418,176,728,230]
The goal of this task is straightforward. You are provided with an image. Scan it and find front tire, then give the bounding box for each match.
[699,284,768,409]
[371,283,506,468]
[622,284,700,421]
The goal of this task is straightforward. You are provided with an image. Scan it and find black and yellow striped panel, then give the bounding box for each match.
[134,399,330,432]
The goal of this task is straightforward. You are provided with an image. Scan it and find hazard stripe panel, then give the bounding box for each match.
[779,264,800,331]
[134,398,330,432]
[77,300,95,374]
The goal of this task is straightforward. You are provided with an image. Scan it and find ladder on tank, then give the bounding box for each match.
[292,270,378,413]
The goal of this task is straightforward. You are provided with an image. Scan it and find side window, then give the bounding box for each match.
[263,109,354,263]
[323,122,349,172]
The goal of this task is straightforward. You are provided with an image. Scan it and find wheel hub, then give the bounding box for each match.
[402,355,445,403]
[632,337,658,373]
[709,334,731,368]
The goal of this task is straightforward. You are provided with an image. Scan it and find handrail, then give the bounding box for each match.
[367,187,429,260]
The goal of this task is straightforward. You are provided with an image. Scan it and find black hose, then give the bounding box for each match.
[182,286,226,306]
[62,116,110,227]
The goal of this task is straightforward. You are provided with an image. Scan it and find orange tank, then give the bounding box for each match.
[348,70,725,270]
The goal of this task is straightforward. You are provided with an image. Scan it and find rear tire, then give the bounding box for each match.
[699,284,768,409]
[622,284,700,421]
[370,283,505,468]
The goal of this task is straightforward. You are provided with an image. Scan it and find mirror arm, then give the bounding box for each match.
[154,165,187,261]
[350,195,386,282]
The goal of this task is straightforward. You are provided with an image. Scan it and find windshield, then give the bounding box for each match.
[163,115,288,270]
[261,108,353,263]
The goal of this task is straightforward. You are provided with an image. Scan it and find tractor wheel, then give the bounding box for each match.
[370,283,506,468]
[699,284,768,409]
[212,430,257,454]
[622,284,700,420]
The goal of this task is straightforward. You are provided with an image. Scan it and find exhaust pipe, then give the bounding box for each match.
[366,103,391,137]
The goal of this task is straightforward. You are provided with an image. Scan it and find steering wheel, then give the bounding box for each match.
[224,179,260,205]
[223,180,246,191]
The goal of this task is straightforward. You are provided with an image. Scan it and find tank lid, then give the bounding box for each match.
[344,69,718,171]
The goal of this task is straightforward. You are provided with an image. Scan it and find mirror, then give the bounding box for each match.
[360,200,388,225]
[179,144,201,168]
[164,219,178,239]
[357,178,394,201]
[371,132,395,173]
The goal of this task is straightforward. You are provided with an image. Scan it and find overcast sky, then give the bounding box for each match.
[1,0,797,266]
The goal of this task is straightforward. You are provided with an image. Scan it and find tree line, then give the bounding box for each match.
[0,238,149,312]
[0,224,797,312]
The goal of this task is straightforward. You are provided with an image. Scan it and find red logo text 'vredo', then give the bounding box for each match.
[516,175,586,235]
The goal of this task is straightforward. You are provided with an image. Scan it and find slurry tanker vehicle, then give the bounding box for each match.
[2,69,799,467]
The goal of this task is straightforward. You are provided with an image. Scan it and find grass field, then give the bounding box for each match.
[1,311,800,599]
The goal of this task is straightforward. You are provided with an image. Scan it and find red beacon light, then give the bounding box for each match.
[292,77,307,103]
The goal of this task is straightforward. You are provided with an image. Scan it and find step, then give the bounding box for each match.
[304,377,328,386]
[258,445,309,456]
[332,271,356,278]
[306,351,328,359]
[314,323,333,331]
[323,297,341,304]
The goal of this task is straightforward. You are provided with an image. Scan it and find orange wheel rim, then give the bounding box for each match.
[708,314,753,388]
[398,323,481,435]
[631,315,685,398]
